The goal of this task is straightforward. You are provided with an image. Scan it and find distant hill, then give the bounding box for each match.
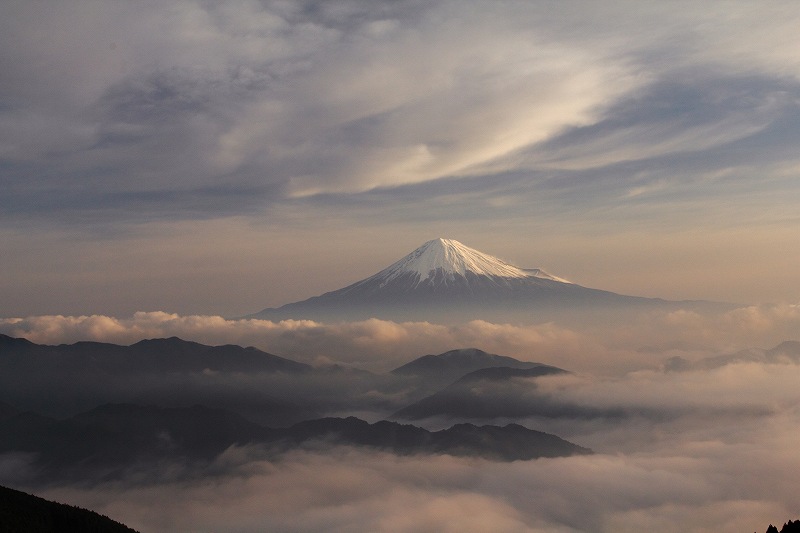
[391,347,558,385]
[392,363,618,422]
[0,404,272,481]
[664,340,800,372]
[280,416,591,461]
[0,334,311,375]
[0,335,317,425]
[0,403,591,483]
[0,484,138,533]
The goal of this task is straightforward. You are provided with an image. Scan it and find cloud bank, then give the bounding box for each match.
[3,304,799,373]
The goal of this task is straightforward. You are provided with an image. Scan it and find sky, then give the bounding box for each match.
[2,0,800,318]
[4,4,800,529]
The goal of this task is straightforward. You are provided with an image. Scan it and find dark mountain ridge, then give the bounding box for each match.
[0,334,311,375]
[0,334,317,425]
[0,403,591,485]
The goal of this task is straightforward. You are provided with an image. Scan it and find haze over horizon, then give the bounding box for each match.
[2,1,800,318]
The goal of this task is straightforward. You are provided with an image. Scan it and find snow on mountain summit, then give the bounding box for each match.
[368,238,570,284]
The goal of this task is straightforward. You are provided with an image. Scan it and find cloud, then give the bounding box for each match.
[5,1,800,227]
[0,312,583,372]
[0,1,637,225]
[30,385,800,533]
[3,304,800,373]
[3,306,800,531]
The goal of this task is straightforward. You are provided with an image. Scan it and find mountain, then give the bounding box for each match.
[249,238,724,323]
[0,403,591,484]
[391,348,561,389]
[765,340,800,362]
[0,335,317,425]
[0,485,139,533]
[279,416,591,461]
[663,340,800,372]
[0,334,312,375]
[0,404,272,479]
[391,364,620,422]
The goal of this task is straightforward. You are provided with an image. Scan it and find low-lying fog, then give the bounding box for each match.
[2,304,799,532]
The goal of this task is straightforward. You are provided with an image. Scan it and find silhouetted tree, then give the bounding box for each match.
[760,520,800,533]
[779,520,800,533]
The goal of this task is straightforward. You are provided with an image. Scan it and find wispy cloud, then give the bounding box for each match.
[4,1,800,225]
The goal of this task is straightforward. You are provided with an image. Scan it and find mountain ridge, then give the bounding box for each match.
[0,403,592,484]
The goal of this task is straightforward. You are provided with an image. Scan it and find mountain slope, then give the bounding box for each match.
[249,238,722,323]
[0,485,139,533]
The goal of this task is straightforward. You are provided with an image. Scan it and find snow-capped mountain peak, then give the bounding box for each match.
[368,238,569,284]
[249,237,726,323]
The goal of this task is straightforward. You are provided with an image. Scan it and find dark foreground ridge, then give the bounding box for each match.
[0,484,138,533]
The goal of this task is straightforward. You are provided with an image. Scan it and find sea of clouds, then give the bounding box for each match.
[20,360,800,532]
[2,304,800,531]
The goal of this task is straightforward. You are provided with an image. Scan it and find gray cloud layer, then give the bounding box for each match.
[17,357,800,533]
[4,1,800,226]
